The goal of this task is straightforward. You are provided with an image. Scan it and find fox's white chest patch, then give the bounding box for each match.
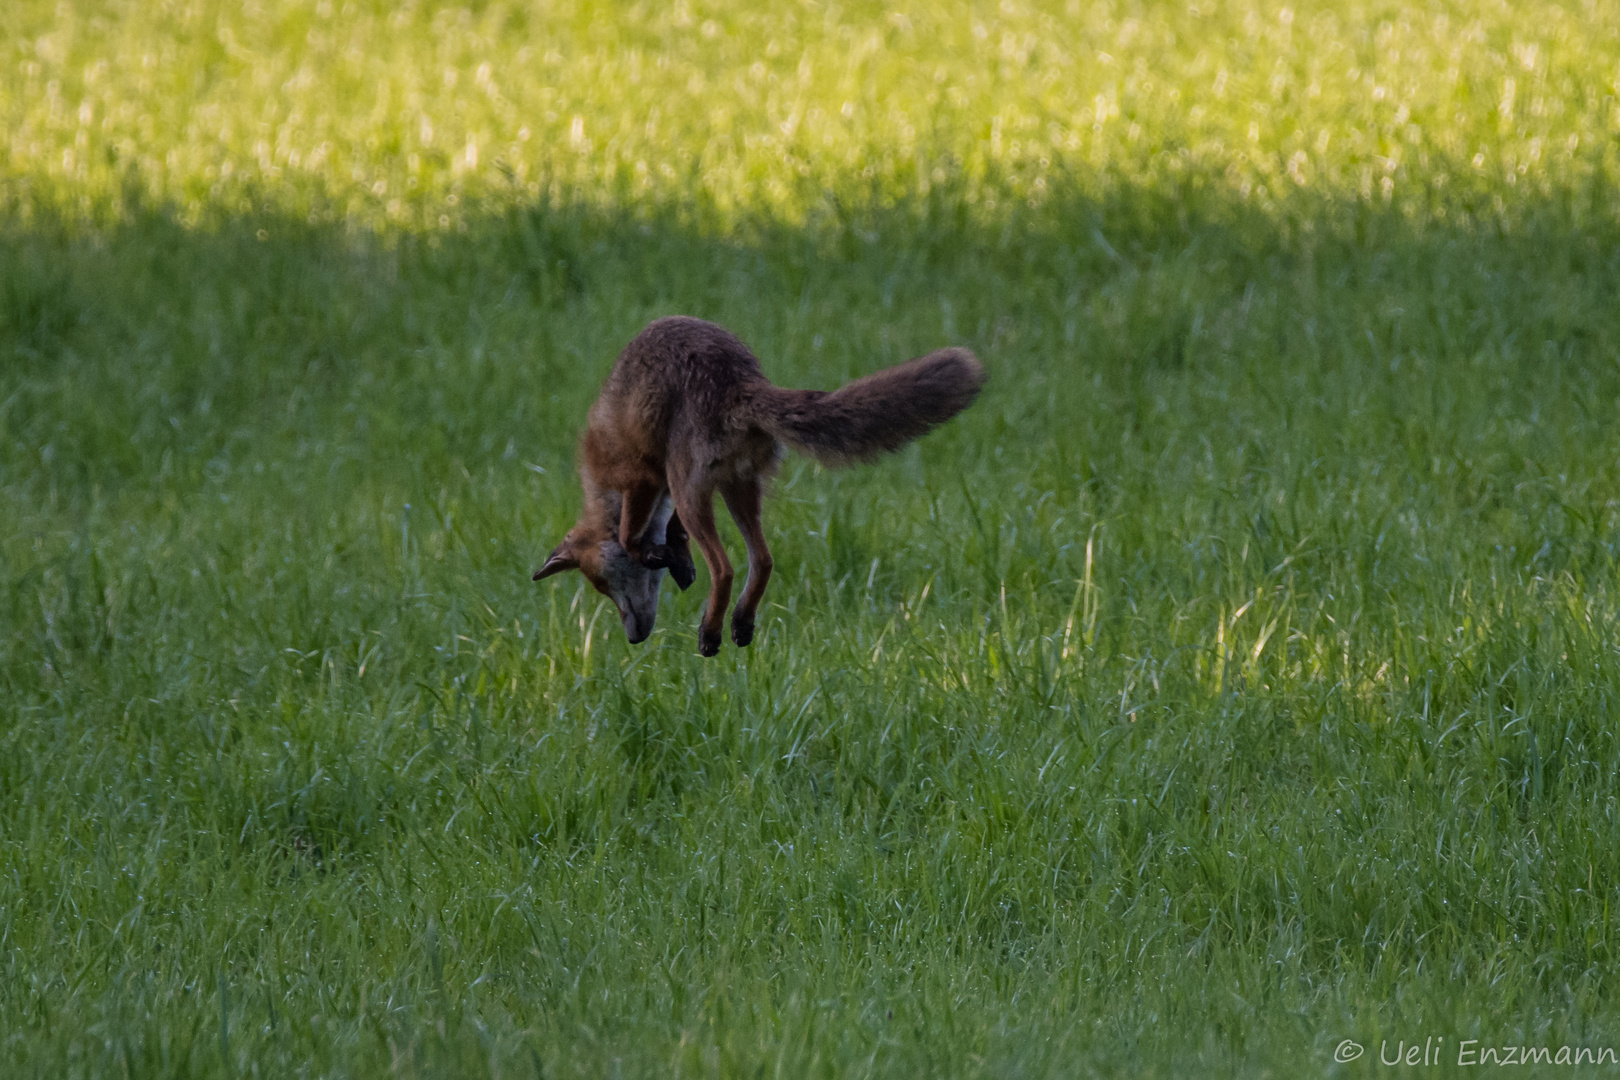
[645,495,674,546]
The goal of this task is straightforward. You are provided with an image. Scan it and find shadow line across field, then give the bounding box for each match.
[3,173,1616,502]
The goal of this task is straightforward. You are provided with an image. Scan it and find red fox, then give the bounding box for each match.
[533,316,985,655]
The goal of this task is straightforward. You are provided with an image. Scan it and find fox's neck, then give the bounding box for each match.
[577,471,621,541]
[577,470,672,546]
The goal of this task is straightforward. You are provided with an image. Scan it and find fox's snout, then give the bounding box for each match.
[621,609,653,644]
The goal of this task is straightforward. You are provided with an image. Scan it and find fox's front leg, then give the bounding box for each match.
[664,510,697,591]
[618,483,676,569]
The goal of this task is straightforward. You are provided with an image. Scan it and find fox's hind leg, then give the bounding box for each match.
[671,484,732,657]
[720,477,772,648]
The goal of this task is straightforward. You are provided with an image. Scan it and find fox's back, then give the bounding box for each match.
[583,316,773,481]
[603,316,765,399]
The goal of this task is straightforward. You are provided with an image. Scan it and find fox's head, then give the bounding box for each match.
[533,502,695,644]
[533,534,665,643]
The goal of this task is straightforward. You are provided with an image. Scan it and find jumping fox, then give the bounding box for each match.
[533,316,986,656]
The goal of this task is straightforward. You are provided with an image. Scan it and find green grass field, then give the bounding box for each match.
[5,1,1620,1075]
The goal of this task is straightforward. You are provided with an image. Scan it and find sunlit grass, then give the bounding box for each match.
[4,1,1620,1077]
[5,0,1618,227]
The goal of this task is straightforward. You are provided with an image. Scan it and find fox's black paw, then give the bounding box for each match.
[669,553,697,591]
[698,625,722,657]
[731,613,755,647]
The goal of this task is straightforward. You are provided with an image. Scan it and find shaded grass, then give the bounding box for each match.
[4,177,1620,1076]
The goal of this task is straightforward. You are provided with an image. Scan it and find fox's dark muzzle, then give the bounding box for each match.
[622,611,653,644]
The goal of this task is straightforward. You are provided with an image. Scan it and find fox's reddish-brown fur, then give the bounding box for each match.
[534,316,985,655]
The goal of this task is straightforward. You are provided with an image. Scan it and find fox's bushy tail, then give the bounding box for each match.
[748,348,986,466]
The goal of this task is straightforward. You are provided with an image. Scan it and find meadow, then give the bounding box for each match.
[4,0,1620,1075]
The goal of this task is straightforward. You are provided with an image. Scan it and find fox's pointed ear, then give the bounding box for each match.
[532,542,579,581]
